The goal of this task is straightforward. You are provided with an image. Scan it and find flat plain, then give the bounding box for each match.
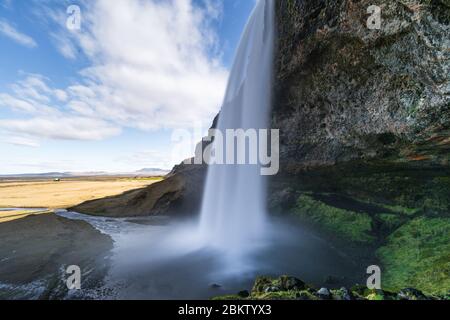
[0,177,161,223]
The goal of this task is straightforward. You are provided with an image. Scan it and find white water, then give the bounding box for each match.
[199,0,275,257]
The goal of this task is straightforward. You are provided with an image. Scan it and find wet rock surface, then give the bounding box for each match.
[274,0,450,172]
[0,213,112,299]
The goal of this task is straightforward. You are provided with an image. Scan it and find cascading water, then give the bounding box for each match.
[199,0,275,258]
[44,1,365,299]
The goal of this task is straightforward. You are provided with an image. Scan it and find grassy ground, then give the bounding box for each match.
[0,177,161,223]
[377,217,450,295]
[270,164,450,296]
[289,193,450,295]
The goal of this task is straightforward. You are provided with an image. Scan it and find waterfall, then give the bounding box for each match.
[199,0,275,257]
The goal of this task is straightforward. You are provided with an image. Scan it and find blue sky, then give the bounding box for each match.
[0,0,255,173]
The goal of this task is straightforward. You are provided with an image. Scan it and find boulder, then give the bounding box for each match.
[398,288,429,300]
[317,287,331,299]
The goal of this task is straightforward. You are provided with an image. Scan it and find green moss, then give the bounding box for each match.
[295,290,320,300]
[366,293,385,301]
[421,177,450,214]
[381,205,420,216]
[377,213,405,231]
[249,276,314,300]
[335,168,450,215]
[377,217,450,295]
[292,195,375,244]
[253,291,301,300]
[211,295,244,301]
[275,164,450,296]
[251,276,277,295]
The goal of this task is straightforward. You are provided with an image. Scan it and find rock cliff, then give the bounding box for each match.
[274,0,449,172]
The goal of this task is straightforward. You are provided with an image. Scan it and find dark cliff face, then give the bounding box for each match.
[270,0,450,296]
[274,0,450,172]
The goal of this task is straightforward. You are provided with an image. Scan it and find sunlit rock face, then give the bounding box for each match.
[273,0,450,172]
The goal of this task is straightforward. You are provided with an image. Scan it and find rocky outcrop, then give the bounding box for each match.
[0,213,112,299]
[214,275,449,300]
[71,163,207,217]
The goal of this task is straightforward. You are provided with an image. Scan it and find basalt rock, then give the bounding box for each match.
[216,275,447,300]
[274,0,450,173]
[270,0,450,295]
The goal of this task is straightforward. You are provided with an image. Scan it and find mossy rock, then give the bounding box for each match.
[251,275,307,295]
[214,278,443,301]
[211,295,244,301]
[330,287,353,300]
[253,291,303,300]
[278,275,307,291]
[350,285,398,300]
[251,276,278,295]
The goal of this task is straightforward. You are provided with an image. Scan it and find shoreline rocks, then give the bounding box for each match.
[214,275,449,301]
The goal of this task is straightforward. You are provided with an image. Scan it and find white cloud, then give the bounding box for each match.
[3,136,40,148]
[0,116,121,141]
[66,0,228,130]
[0,74,79,115]
[0,94,37,113]
[0,19,37,48]
[51,32,78,59]
[0,0,228,144]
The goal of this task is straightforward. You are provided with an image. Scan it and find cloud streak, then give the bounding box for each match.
[0,19,37,48]
[3,136,40,148]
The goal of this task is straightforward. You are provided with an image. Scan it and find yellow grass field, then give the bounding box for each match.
[0,177,161,223]
[0,209,51,223]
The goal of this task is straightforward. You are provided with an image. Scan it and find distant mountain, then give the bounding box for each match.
[135,168,170,176]
[0,172,72,178]
[0,168,170,178]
